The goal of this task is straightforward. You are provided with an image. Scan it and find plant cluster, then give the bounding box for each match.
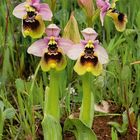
[0,0,140,139]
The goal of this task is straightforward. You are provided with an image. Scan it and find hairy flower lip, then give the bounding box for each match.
[44,51,63,64]
[22,14,45,38]
[118,13,125,22]
[23,14,40,31]
[108,9,126,22]
[107,8,128,32]
[80,54,98,66]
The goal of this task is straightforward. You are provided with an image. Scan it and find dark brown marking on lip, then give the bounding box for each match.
[44,51,63,63]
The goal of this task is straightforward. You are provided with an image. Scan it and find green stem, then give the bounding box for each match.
[123,82,133,133]
[45,69,60,120]
[80,73,94,128]
[28,62,40,138]
[86,16,93,27]
[92,9,100,25]
[29,62,41,104]
[0,113,4,140]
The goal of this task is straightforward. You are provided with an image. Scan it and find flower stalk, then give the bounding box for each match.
[80,72,94,128]
[123,82,134,133]
[45,69,60,120]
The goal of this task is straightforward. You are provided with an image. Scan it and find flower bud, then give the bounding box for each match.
[63,12,81,43]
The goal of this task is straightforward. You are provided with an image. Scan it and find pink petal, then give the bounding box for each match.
[27,39,47,57]
[45,24,61,37]
[93,40,100,46]
[81,28,98,41]
[67,44,84,60]
[100,11,106,26]
[94,44,109,64]
[32,2,41,10]
[96,0,106,8]
[31,0,40,3]
[38,3,53,21]
[13,2,26,19]
[80,40,88,46]
[96,0,110,8]
[96,0,110,25]
[58,38,74,54]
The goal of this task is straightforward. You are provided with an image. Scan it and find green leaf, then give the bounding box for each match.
[4,108,16,119]
[42,114,62,140]
[124,29,137,36]
[0,101,4,112]
[108,122,127,134]
[64,118,97,140]
[111,127,118,140]
[15,78,25,92]
[107,35,125,53]
[136,10,140,30]
[137,116,140,140]
[121,65,131,81]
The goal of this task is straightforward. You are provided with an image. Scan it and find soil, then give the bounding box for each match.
[35,101,137,140]
[63,102,137,140]
[93,115,137,140]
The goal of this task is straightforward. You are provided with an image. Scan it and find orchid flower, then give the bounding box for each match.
[27,24,73,71]
[28,24,73,140]
[66,28,108,128]
[107,8,128,32]
[13,0,53,38]
[67,27,109,76]
[96,0,127,32]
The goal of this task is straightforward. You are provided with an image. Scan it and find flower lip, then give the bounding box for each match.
[81,41,98,66]
[41,33,67,71]
[107,8,127,32]
[27,11,37,18]
[48,44,58,53]
[80,54,98,66]
[84,47,94,56]
[23,15,39,30]
[118,13,125,22]
[44,51,62,63]
[109,8,126,22]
